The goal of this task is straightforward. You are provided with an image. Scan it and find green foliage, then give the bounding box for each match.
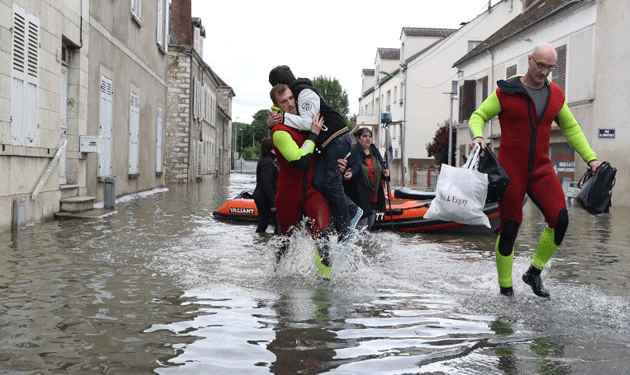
[312,75,350,121]
[426,120,456,166]
[347,114,357,130]
[233,110,272,159]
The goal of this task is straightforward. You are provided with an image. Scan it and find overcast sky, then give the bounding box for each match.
[192,0,498,123]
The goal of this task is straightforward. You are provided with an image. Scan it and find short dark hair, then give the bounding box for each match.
[260,137,273,156]
[354,127,373,139]
[269,65,296,86]
[270,84,290,105]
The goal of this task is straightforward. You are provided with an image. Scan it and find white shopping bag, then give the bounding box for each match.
[423,144,490,227]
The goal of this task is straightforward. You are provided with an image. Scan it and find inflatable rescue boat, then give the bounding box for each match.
[213,188,500,234]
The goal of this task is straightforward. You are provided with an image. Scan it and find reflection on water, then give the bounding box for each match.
[1,173,629,374]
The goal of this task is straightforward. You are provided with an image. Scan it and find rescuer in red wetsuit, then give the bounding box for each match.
[269,84,332,275]
[469,43,601,298]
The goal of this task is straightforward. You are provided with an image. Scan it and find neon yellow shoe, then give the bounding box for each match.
[315,248,331,280]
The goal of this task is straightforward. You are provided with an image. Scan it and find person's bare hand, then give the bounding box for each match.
[471,137,486,149]
[310,114,323,134]
[337,158,347,172]
[588,160,602,174]
[383,169,390,177]
[343,170,352,180]
[267,111,283,128]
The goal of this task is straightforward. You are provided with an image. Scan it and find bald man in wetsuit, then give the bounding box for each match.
[470,43,601,298]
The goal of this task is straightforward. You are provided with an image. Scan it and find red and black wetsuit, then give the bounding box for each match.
[470,76,597,288]
[271,123,330,237]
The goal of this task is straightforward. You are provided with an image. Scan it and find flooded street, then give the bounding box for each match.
[1,173,629,374]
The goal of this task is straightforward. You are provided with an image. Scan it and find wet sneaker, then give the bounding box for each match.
[500,286,514,297]
[522,267,550,298]
[315,248,331,280]
[350,207,363,230]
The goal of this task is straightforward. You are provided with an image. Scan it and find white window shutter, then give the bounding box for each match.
[24,12,39,144]
[197,140,203,176]
[128,92,140,174]
[99,76,113,176]
[156,107,164,173]
[156,0,163,47]
[131,0,141,20]
[11,4,27,146]
[164,0,169,51]
[11,4,39,146]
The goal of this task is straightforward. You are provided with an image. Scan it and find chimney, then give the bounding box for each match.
[170,0,192,46]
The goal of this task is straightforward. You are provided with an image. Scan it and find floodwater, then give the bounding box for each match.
[1,173,629,375]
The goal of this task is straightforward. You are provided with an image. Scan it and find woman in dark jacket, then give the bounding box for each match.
[252,138,279,234]
[343,128,390,230]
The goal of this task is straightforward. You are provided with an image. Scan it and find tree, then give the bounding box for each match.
[312,75,350,121]
[426,120,456,166]
[235,109,273,159]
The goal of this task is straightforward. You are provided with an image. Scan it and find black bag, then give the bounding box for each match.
[477,147,510,203]
[576,161,616,214]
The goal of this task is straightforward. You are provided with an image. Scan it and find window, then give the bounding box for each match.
[11,4,39,146]
[480,76,488,101]
[156,0,169,51]
[459,80,476,123]
[128,91,140,175]
[468,41,482,52]
[194,26,203,56]
[131,0,141,22]
[506,64,517,78]
[553,45,567,92]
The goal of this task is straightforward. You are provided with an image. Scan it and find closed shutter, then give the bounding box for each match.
[128,92,140,175]
[131,0,141,20]
[156,0,163,48]
[99,76,113,177]
[554,45,567,92]
[11,4,39,146]
[197,140,203,176]
[24,12,39,144]
[164,0,169,52]
[156,107,164,173]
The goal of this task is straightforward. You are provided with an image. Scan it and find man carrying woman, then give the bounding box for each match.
[269,84,332,278]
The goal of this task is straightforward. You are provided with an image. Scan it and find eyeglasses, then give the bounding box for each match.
[531,56,556,72]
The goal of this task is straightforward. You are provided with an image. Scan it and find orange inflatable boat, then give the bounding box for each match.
[213,188,500,234]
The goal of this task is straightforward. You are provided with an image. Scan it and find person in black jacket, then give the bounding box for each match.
[343,128,390,231]
[267,65,361,240]
[252,138,279,234]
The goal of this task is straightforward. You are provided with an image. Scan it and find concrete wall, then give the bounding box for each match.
[0,0,86,230]
[592,0,630,206]
[86,0,168,199]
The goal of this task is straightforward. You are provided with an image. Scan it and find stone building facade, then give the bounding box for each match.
[165,0,234,183]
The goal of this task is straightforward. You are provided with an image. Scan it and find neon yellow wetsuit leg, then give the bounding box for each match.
[531,226,558,271]
[495,235,514,288]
